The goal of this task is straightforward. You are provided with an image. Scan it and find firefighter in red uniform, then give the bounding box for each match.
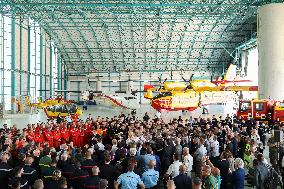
[44,128,54,147]
[53,127,61,149]
[26,129,35,142]
[73,114,79,123]
[60,124,70,144]
[83,123,91,145]
[34,130,44,145]
[70,125,78,146]
[77,127,85,147]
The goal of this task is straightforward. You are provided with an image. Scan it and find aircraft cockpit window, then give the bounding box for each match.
[69,104,77,113]
[55,105,62,112]
[46,106,52,112]
[163,92,172,97]
[49,106,55,112]
[153,93,163,100]
[255,103,264,111]
[153,92,172,100]
[61,105,68,113]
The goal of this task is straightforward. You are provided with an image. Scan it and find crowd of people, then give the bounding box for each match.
[0,111,283,189]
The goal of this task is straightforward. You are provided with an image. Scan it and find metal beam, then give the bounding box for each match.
[0,2,260,8]
[11,14,15,112]
[99,1,124,66]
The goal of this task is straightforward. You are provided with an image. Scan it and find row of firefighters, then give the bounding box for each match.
[23,124,106,149]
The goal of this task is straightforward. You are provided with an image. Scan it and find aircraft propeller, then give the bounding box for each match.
[182,74,194,90]
[158,77,168,91]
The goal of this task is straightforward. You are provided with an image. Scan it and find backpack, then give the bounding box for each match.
[264,166,279,189]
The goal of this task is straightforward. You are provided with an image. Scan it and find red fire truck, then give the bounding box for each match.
[237,99,284,122]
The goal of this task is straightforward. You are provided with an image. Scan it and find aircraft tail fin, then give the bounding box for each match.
[223,64,237,81]
[144,84,155,91]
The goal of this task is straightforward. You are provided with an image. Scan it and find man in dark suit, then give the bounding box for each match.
[173,164,192,189]
[215,153,230,189]
[161,139,174,174]
[99,153,119,189]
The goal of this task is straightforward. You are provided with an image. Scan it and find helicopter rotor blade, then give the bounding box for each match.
[189,74,194,82]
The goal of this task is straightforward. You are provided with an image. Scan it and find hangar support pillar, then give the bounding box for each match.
[128,81,134,94]
[258,4,284,100]
[96,81,102,91]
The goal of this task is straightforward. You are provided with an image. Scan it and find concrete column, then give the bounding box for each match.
[67,81,71,90]
[258,4,284,100]
[96,81,102,91]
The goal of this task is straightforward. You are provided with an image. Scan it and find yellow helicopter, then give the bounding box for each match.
[25,96,82,118]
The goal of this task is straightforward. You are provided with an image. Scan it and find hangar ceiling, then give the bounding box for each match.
[1,0,283,75]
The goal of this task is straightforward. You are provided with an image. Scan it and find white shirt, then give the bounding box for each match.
[111,145,118,154]
[97,142,105,151]
[251,134,261,144]
[194,145,207,161]
[209,140,220,157]
[166,160,182,178]
[126,136,140,145]
[66,116,72,123]
[183,154,193,174]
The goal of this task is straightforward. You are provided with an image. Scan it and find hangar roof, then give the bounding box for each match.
[2,1,283,74]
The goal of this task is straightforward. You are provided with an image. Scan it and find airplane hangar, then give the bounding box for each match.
[0,1,283,122]
[1,2,284,189]
[0,1,281,119]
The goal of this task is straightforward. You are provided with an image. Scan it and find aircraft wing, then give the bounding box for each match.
[194,86,258,92]
[55,90,81,93]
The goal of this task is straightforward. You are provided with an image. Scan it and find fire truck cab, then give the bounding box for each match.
[237,99,284,122]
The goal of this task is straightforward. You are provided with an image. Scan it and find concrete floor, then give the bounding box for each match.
[0,103,234,128]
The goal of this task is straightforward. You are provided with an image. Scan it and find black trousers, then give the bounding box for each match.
[147,186,158,189]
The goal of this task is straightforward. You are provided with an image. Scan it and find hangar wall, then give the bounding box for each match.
[67,71,212,104]
[0,15,67,112]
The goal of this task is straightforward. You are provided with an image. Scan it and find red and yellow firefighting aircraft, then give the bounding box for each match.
[144,65,258,111]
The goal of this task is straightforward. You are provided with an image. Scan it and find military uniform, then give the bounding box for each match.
[141,169,159,189]
[8,176,29,189]
[69,169,89,189]
[42,165,56,183]
[268,137,278,169]
[23,164,38,185]
[117,171,144,189]
[39,155,52,176]
[258,125,266,146]
[0,161,12,189]
[83,175,100,189]
[81,159,97,175]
